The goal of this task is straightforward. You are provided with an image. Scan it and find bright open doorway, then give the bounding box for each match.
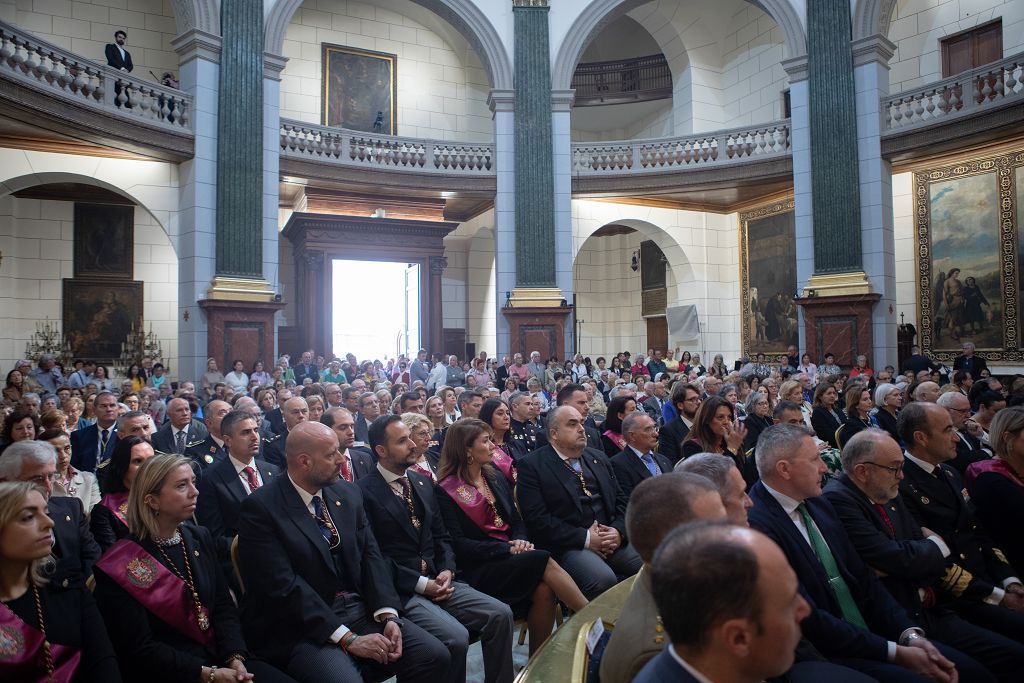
[331,259,421,361]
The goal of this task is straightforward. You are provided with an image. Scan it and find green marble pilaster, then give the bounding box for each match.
[215,0,263,278]
[808,0,862,274]
[513,0,555,288]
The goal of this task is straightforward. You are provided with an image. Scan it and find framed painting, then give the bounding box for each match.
[74,203,134,278]
[321,44,397,134]
[739,199,797,360]
[62,279,143,362]
[915,150,1021,362]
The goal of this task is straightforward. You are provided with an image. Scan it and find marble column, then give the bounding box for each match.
[489,89,516,355]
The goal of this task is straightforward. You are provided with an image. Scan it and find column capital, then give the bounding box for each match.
[263,52,289,81]
[551,89,575,112]
[512,0,548,7]
[488,89,515,113]
[171,29,222,64]
[851,34,896,68]
[782,55,808,83]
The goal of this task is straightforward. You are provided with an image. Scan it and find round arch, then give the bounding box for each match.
[264,0,512,89]
[852,0,898,41]
[169,0,221,37]
[552,0,807,91]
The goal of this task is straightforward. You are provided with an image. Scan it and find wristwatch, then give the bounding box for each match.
[899,628,926,646]
[380,615,403,627]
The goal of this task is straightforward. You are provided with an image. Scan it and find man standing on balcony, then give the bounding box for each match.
[105,30,133,72]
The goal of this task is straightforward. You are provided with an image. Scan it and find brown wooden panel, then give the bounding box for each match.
[646,316,668,353]
[443,328,467,360]
[942,19,1003,77]
[224,324,264,368]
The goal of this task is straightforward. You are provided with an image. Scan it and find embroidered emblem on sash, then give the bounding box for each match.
[126,557,158,588]
[456,485,475,503]
[0,625,24,658]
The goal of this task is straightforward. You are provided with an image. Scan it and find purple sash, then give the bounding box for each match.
[438,476,510,541]
[95,539,216,650]
[99,491,130,526]
[966,458,1024,489]
[492,446,517,485]
[0,596,81,682]
[603,430,626,451]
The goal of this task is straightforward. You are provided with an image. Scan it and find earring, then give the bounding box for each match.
[467,454,474,464]
[153,509,160,517]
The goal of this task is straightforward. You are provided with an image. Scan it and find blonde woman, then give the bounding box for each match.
[0,481,121,681]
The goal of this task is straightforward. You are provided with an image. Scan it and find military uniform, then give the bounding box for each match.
[262,432,287,469]
[509,418,546,454]
[184,434,227,469]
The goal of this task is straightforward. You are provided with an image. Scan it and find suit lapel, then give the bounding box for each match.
[625,451,652,481]
[545,451,583,511]
[369,473,420,541]
[216,460,248,504]
[279,478,335,574]
[322,486,355,578]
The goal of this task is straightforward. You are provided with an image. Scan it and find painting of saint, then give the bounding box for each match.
[321,44,396,134]
[926,172,1002,350]
[62,280,142,362]
[741,206,798,356]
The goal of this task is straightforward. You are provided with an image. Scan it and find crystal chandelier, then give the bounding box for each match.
[24,319,73,370]
[118,323,166,376]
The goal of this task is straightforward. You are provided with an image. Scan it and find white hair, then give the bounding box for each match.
[0,441,56,480]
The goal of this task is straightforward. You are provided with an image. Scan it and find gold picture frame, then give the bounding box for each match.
[739,198,797,362]
[321,44,397,134]
[914,149,1023,363]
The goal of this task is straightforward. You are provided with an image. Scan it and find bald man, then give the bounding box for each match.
[262,396,310,469]
[152,397,208,455]
[185,399,231,469]
[237,421,450,683]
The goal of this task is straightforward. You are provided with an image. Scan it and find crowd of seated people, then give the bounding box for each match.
[1,341,1024,681]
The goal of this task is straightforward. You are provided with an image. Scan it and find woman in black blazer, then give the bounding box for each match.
[93,453,295,683]
[0,481,121,682]
[90,436,155,553]
[435,419,588,655]
[810,383,844,448]
[873,383,903,444]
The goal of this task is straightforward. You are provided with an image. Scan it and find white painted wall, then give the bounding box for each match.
[888,0,1024,94]
[720,2,789,127]
[0,0,181,78]
[279,0,493,141]
[0,195,179,375]
[441,209,496,354]
[892,171,916,328]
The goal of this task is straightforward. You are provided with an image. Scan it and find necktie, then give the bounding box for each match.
[641,453,661,477]
[570,459,582,474]
[242,466,260,492]
[797,503,868,629]
[311,495,337,544]
[397,477,422,530]
[100,428,110,453]
[874,504,895,537]
[564,459,594,496]
[340,454,352,483]
[174,430,186,454]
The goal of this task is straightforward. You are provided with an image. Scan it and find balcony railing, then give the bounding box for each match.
[571,121,791,175]
[280,121,495,175]
[883,52,1024,133]
[0,20,191,132]
[571,53,673,106]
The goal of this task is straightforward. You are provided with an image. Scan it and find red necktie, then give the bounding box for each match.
[243,466,260,491]
[874,503,895,537]
[340,454,352,483]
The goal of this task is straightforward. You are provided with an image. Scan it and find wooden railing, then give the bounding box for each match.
[571,53,672,106]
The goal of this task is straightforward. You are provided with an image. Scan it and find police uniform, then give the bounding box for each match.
[183,434,226,469]
[509,418,546,454]
[262,432,286,469]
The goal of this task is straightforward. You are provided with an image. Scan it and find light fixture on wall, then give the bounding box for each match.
[630,249,640,272]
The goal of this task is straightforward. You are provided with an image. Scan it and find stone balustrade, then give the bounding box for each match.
[571,121,791,175]
[0,20,191,131]
[883,52,1024,133]
[280,120,495,175]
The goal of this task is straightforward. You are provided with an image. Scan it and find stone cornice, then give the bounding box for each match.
[782,55,808,83]
[551,89,575,112]
[851,34,896,68]
[264,53,289,81]
[172,29,222,64]
[488,89,515,114]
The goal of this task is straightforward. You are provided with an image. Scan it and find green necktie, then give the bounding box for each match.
[797,503,868,630]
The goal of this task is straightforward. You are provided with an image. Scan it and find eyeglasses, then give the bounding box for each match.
[862,461,903,476]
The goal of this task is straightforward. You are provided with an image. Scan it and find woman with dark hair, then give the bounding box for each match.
[250,360,271,387]
[90,435,155,552]
[93,454,294,683]
[601,395,637,457]
[92,365,114,393]
[810,382,844,448]
[679,351,693,374]
[3,368,26,403]
[435,419,588,655]
[224,360,248,393]
[478,399,524,480]
[0,409,36,455]
[835,383,877,450]
[680,395,754,486]
[0,481,122,682]
[40,428,100,513]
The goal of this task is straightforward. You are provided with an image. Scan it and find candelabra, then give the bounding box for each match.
[118,324,166,376]
[24,319,73,370]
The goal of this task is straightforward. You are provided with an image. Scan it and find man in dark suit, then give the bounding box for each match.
[635,521,811,683]
[261,396,310,468]
[641,381,668,426]
[610,412,671,500]
[658,382,699,462]
[825,428,1024,680]
[291,350,320,385]
[321,407,375,481]
[263,402,287,436]
[196,410,280,590]
[748,423,987,682]
[185,399,230,469]
[70,390,119,471]
[152,397,208,454]
[555,383,604,451]
[0,441,101,589]
[898,402,1024,643]
[937,392,992,474]
[354,392,380,444]
[104,30,132,71]
[953,342,988,381]
[236,421,450,683]
[359,415,514,683]
[517,406,642,599]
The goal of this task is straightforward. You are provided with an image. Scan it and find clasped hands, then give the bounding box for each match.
[423,569,455,603]
[587,522,621,558]
[346,621,404,664]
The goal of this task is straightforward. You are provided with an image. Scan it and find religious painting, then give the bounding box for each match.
[321,44,397,134]
[915,149,1022,363]
[739,199,797,360]
[62,279,143,362]
[73,203,134,278]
